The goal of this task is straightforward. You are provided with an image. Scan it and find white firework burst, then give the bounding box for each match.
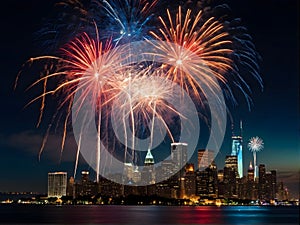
[248,136,264,152]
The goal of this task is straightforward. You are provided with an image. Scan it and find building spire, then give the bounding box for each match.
[249,161,253,170]
[240,120,243,139]
[144,149,154,165]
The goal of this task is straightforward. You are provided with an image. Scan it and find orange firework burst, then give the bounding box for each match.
[149,6,234,100]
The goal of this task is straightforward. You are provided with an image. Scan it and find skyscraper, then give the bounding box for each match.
[258,164,266,200]
[48,172,67,198]
[195,163,218,198]
[197,149,215,170]
[66,176,75,198]
[184,164,196,198]
[223,156,238,198]
[171,143,188,171]
[81,171,89,182]
[75,171,98,197]
[144,149,155,166]
[225,155,238,171]
[247,161,254,182]
[231,121,243,178]
[246,161,258,200]
[265,170,277,201]
[171,143,188,199]
[141,149,155,186]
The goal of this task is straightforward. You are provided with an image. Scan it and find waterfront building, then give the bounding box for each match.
[259,164,266,200]
[223,156,238,198]
[231,121,243,178]
[48,172,67,198]
[265,170,277,201]
[197,149,215,170]
[184,164,196,198]
[171,143,188,199]
[75,171,98,197]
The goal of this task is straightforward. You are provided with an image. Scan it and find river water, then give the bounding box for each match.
[0,205,298,225]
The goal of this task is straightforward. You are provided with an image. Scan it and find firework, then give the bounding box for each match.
[248,136,264,179]
[99,0,158,43]
[37,0,159,50]
[181,1,263,107]
[248,136,264,152]
[36,0,93,52]
[149,6,233,100]
[17,30,127,180]
[149,6,263,107]
[110,67,180,148]
[17,1,263,184]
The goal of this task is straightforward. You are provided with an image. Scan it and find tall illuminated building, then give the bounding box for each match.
[258,164,266,200]
[171,143,188,171]
[247,161,254,182]
[66,176,75,198]
[141,149,155,185]
[246,161,258,200]
[48,172,67,198]
[141,149,156,195]
[81,171,89,182]
[75,171,98,197]
[197,149,215,170]
[171,143,188,199]
[231,121,243,178]
[223,155,238,198]
[265,170,277,200]
[144,149,155,166]
[225,155,238,171]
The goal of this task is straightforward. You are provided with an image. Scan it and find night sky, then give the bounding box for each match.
[0,0,299,198]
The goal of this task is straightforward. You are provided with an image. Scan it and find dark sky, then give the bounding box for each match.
[0,0,299,198]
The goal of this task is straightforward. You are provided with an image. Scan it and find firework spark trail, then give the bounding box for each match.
[248,136,264,179]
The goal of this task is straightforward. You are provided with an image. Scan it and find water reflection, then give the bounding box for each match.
[0,205,298,225]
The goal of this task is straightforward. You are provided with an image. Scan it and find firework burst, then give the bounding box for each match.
[149,6,263,107]
[99,0,159,43]
[248,136,264,152]
[149,6,234,100]
[248,136,264,179]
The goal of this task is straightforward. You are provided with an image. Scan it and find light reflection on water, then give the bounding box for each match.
[0,205,298,225]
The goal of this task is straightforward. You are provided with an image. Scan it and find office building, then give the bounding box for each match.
[171,143,188,171]
[184,164,196,198]
[48,172,67,198]
[258,164,266,200]
[171,143,188,198]
[195,162,218,198]
[231,121,243,178]
[75,171,98,197]
[66,176,75,198]
[141,149,155,186]
[223,156,238,198]
[197,149,215,170]
[265,170,277,200]
[231,135,243,178]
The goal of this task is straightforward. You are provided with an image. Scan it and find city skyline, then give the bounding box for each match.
[0,0,298,200]
[42,143,292,204]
